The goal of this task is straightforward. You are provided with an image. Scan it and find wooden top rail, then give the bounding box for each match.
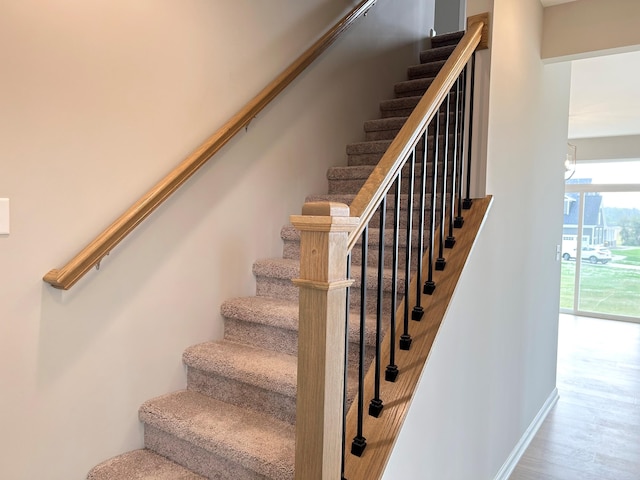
[346,15,487,252]
[43,0,378,290]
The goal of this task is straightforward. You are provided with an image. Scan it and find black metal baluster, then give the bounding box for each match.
[423,112,439,295]
[412,132,428,321]
[455,66,468,229]
[400,151,415,351]
[369,197,386,417]
[351,227,368,457]
[435,96,449,271]
[385,176,401,382]
[341,253,351,480]
[445,76,461,249]
[463,53,476,210]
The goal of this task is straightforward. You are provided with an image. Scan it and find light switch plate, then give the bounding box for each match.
[0,198,10,235]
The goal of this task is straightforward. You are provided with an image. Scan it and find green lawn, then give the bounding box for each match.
[610,247,640,266]
[560,260,640,318]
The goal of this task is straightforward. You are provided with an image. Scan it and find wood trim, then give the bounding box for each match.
[468,12,490,50]
[493,388,559,480]
[43,0,378,290]
[346,19,486,252]
[343,196,493,480]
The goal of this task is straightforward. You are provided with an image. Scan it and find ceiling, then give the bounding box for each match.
[569,50,640,139]
[540,0,578,6]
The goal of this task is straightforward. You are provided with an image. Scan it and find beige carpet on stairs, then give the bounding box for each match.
[86,29,466,480]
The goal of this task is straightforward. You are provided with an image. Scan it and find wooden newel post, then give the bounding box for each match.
[291,201,359,480]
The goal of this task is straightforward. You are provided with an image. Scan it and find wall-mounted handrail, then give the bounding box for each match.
[347,17,485,253]
[43,0,378,290]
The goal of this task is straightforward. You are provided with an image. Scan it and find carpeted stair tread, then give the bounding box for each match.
[408,60,447,80]
[430,30,464,48]
[183,340,297,397]
[86,30,467,479]
[419,44,457,63]
[87,449,205,480]
[141,390,295,480]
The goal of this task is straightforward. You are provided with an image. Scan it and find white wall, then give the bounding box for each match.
[383,0,570,478]
[570,135,640,161]
[0,1,434,478]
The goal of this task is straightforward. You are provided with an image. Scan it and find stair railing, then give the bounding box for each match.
[292,13,489,480]
[43,0,378,290]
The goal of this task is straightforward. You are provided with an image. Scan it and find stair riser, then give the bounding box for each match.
[380,95,462,119]
[394,78,434,99]
[283,229,439,270]
[394,82,461,99]
[338,150,461,173]
[381,106,417,119]
[369,203,447,230]
[255,279,406,317]
[408,61,446,80]
[364,123,461,141]
[380,107,463,120]
[187,369,296,425]
[224,320,297,356]
[395,89,423,99]
[348,146,463,166]
[144,425,273,480]
[302,193,446,230]
[419,45,456,64]
[285,199,450,260]
[430,32,464,49]
[394,88,430,99]
[329,171,454,195]
[223,319,375,368]
[364,128,413,141]
[364,111,464,142]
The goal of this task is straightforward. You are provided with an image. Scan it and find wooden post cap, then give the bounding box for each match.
[301,201,350,217]
[291,202,359,233]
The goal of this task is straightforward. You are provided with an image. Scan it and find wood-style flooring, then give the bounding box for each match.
[509,314,640,480]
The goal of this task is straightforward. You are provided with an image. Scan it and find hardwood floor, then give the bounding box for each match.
[510,314,640,480]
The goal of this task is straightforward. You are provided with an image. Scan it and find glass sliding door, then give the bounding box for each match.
[561,182,640,322]
[577,191,640,318]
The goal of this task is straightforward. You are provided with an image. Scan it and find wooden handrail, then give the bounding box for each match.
[347,15,486,252]
[43,0,378,290]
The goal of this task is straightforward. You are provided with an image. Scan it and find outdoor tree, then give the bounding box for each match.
[619,215,640,246]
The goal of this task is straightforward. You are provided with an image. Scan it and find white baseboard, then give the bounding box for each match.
[493,387,559,480]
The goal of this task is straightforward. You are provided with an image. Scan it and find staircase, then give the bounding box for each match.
[87,30,466,480]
